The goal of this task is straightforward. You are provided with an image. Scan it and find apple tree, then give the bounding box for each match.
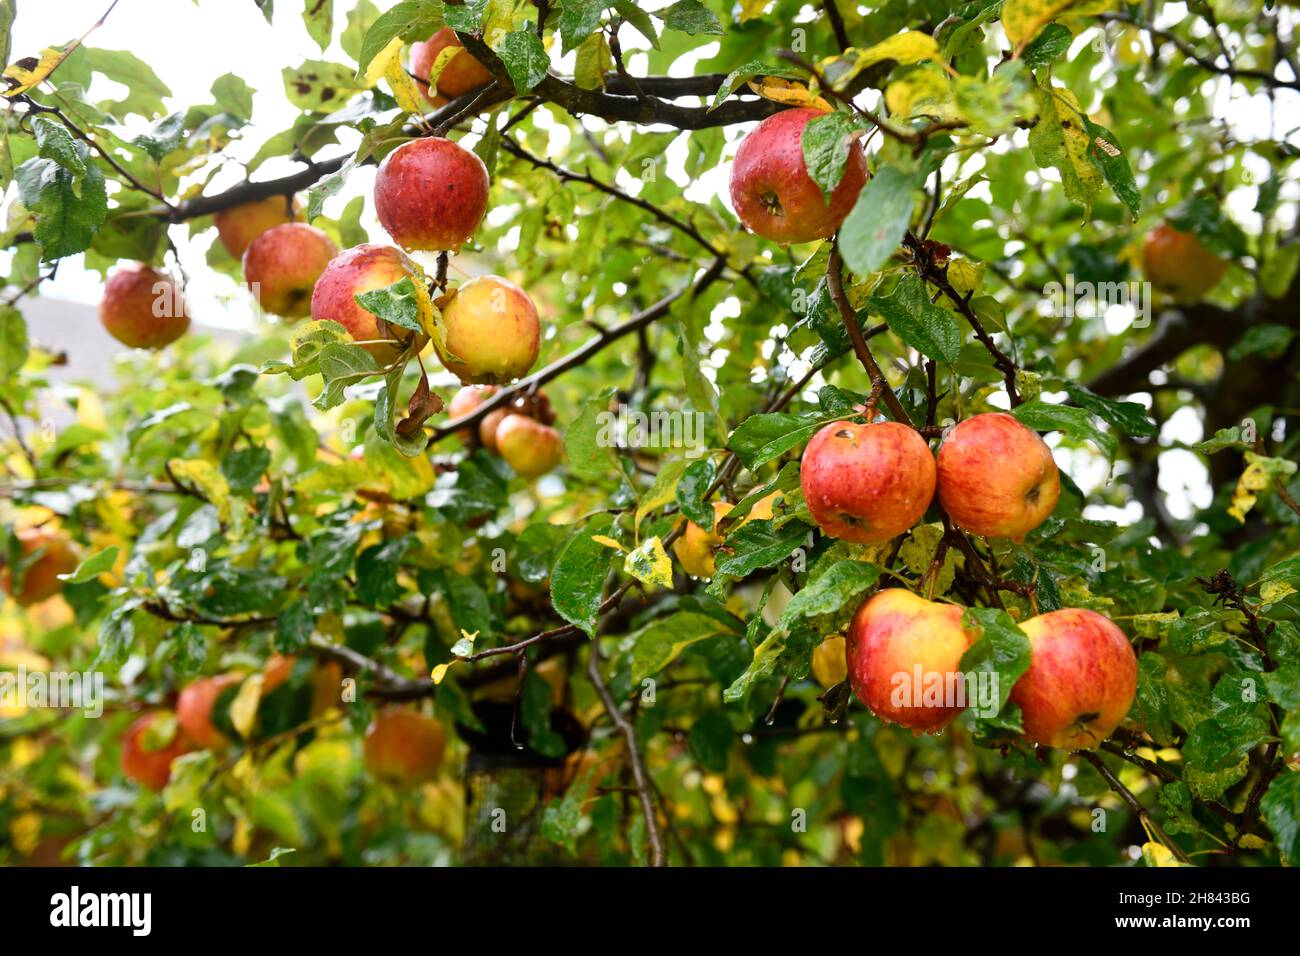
[1,0,1299,867]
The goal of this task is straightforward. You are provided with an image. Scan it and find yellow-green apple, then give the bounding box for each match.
[1009,608,1137,750]
[364,708,445,784]
[176,673,242,749]
[846,589,977,734]
[812,634,847,689]
[99,263,190,349]
[373,138,490,253]
[801,421,936,544]
[495,414,564,478]
[410,28,494,101]
[212,195,299,259]
[243,222,339,319]
[121,712,191,791]
[672,501,731,578]
[1142,223,1228,298]
[2,527,79,607]
[447,384,499,443]
[729,107,868,244]
[310,244,433,361]
[436,275,541,384]
[936,413,1059,540]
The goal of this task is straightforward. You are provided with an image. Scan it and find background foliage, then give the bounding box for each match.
[1,0,1299,867]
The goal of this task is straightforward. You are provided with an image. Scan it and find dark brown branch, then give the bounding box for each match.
[1079,750,1193,864]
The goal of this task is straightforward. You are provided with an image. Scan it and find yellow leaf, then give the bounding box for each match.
[739,0,773,22]
[9,811,42,856]
[885,63,956,121]
[385,55,426,114]
[2,46,73,97]
[1239,833,1269,850]
[591,534,627,553]
[1028,82,1102,216]
[363,35,403,88]
[229,674,265,739]
[1229,452,1297,523]
[1140,841,1187,867]
[430,662,457,685]
[574,32,612,91]
[1261,580,1297,604]
[623,536,674,590]
[168,458,231,523]
[746,77,832,112]
[1003,0,1115,51]
[821,31,942,92]
[422,45,461,91]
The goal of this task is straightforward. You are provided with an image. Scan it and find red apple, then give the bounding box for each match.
[847,589,977,734]
[99,263,190,349]
[262,654,295,695]
[801,420,936,544]
[936,413,1059,541]
[212,195,299,259]
[176,673,243,749]
[436,275,541,384]
[447,384,499,443]
[495,414,564,478]
[479,406,511,452]
[243,222,339,319]
[1009,608,1137,750]
[729,107,868,245]
[410,28,494,102]
[373,138,490,253]
[1,527,79,607]
[310,244,433,361]
[1142,223,1228,298]
[121,712,191,792]
[364,708,445,785]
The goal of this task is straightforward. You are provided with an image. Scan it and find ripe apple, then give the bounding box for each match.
[121,712,191,791]
[729,107,868,245]
[1142,223,1228,298]
[364,708,446,784]
[479,406,511,452]
[1009,608,1138,750]
[801,421,936,544]
[373,137,490,253]
[176,673,242,749]
[812,634,847,689]
[436,275,541,384]
[672,501,732,579]
[846,588,977,734]
[447,384,499,443]
[212,195,298,260]
[243,222,339,319]
[1,527,79,607]
[310,244,433,361]
[936,412,1060,541]
[495,414,565,478]
[262,654,295,695]
[99,263,190,349]
[410,28,494,101]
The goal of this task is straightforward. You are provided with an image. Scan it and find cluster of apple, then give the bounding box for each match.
[447,384,564,478]
[120,655,444,791]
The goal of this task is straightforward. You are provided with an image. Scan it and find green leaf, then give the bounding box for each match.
[676,457,718,528]
[631,611,738,682]
[688,709,733,772]
[211,73,256,120]
[1022,22,1072,69]
[15,156,107,261]
[496,30,549,94]
[712,519,811,581]
[355,0,441,76]
[131,113,186,163]
[771,561,880,639]
[1012,400,1117,460]
[551,514,617,637]
[312,342,383,410]
[59,546,119,585]
[303,0,335,51]
[30,116,85,184]
[710,59,772,110]
[659,0,725,36]
[558,0,605,54]
[611,0,660,49]
[838,165,920,277]
[354,276,426,334]
[959,608,1031,717]
[801,110,860,200]
[728,411,839,471]
[865,274,962,363]
[1083,117,1140,219]
[0,305,29,380]
[1061,382,1156,438]
[1228,324,1294,361]
[307,158,354,222]
[564,389,618,478]
[284,60,368,112]
[1262,769,1300,863]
